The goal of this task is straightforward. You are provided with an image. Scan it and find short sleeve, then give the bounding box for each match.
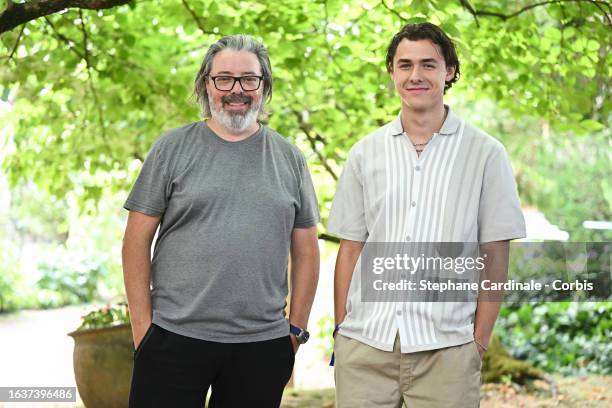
[293,155,320,229]
[478,145,526,243]
[123,138,170,217]
[327,149,368,241]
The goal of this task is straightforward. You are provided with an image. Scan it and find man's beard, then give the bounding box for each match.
[208,93,262,134]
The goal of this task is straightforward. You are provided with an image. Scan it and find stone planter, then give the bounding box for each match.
[68,323,133,408]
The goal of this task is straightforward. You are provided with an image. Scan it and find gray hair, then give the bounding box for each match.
[194,35,273,118]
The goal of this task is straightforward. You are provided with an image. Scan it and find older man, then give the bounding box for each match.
[122,35,319,408]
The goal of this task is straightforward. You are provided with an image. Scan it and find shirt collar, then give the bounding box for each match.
[390,105,460,137]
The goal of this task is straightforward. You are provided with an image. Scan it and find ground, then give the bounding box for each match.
[281,376,612,407]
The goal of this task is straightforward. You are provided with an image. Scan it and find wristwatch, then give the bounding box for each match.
[289,324,310,344]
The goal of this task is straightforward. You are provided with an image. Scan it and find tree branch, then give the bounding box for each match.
[0,0,132,34]
[586,0,612,24]
[78,9,90,65]
[181,0,218,35]
[291,109,339,181]
[6,21,24,61]
[459,0,611,25]
[78,9,112,156]
[321,0,352,79]
[458,0,480,26]
[380,0,407,21]
[43,16,86,61]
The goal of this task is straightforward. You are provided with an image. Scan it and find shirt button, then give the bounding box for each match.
[411,201,417,207]
[415,165,421,171]
[405,235,411,241]
[396,310,402,316]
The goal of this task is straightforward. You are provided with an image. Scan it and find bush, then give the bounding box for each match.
[495,302,612,375]
[0,266,34,312]
[36,258,107,307]
[0,255,38,312]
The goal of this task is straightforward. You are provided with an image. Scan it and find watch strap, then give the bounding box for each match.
[289,324,302,337]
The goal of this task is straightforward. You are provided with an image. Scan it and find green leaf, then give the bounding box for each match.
[586,39,600,52]
[579,119,604,132]
[543,26,561,41]
[440,22,461,38]
[124,34,136,46]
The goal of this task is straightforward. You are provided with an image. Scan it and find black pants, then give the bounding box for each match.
[129,324,295,408]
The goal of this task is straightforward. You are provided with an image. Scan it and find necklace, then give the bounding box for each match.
[404,107,448,151]
[412,140,430,147]
[412,137,432,154]
[413,138,431,154]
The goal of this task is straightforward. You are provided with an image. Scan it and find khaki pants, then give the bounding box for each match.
[334,334,481,408]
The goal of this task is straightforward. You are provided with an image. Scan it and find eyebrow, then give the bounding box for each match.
[396,58,439,64]
[214,70,261,75]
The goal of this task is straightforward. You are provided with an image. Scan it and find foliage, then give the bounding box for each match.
[0,169,126,311]
[77,301,130,330]
[0,199,38,312]
[36,257,107,307]
[505,242,611,305]
[522,129,611,243]
[0,259,37,312]
[459,99,611,242]
[8,182,70,243]
[495,302,612,375]
[0,0,609,241]
[315,313,335,358]
[58,192,127,299]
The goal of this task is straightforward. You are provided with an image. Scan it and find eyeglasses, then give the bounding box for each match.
[207,75,263,91]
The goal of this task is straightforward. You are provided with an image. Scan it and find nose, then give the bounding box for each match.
[409,66,422,82]
[230,78,245,93]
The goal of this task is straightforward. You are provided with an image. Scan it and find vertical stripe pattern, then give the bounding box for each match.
[327,107,526,353]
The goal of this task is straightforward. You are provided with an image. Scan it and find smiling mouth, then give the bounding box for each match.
[222,94,252,109]
[224,101,250,110]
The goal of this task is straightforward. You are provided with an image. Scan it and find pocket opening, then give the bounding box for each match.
[134,323,156,358]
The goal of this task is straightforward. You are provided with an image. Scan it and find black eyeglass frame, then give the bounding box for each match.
[207,75,264,91]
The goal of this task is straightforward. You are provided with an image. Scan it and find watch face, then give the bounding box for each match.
[299,331,310,344]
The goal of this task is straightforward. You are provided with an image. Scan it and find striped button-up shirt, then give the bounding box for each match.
[327,106,526,352]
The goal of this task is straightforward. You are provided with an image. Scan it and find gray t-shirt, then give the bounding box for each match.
[124,122,319,343]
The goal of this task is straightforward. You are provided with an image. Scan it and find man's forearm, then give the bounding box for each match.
[122,242,153,335]
[288,240,320,329]
[474,240,510,347]
[334,240,364,325]
[473,300,502,346]
[334,263,352,326]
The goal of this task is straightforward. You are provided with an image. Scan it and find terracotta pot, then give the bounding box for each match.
[68,324,133,408]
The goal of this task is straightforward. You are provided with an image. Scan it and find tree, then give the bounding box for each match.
[1,0,610,239]
[0,0,132,33]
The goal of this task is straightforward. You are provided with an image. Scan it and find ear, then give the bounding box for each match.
[386,58,396,73]
[445,65,456,82]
